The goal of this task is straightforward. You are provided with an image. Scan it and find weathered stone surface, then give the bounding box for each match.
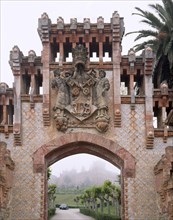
[154,146,173,220]
[0,142,15,219]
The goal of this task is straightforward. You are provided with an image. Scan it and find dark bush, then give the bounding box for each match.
[80,208,96,218]
[48,208,56,218]
[80,208,121,220]
[96,213,121,220]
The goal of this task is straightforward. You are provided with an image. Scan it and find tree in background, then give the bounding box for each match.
[76,180,121,217]
[126,0,173,88]
[47,167,51,180]
[47,167,57,218]
[48,184,57,209]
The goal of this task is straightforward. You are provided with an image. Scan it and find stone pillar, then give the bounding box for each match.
[111,11,122,127]
[38,13,51,126]
[70,18,77,50]
[28,50,36,108]
[143,46,154,148]
[8,100,13,125]
[57,17,64,66]
[2,95,7,124]
[9,45,23,145]
[128,49,136,109]
[84,18,90,67]
[98,37,103,64]
[97,16,104,64]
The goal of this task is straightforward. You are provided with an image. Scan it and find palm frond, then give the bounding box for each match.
[125,31,141,36]
[162,0,173,22]
[133,7,165,30]
[149,4,167,23]
[133,39,159,53]
[134,30,158,41]
[126,0,173,81]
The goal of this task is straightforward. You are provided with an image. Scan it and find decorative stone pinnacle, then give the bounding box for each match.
[128,48,136,63]
[72,44,88,67]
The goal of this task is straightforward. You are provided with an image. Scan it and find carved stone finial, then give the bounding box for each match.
[112,11,119,18]
[41,12,49,19]
[38,12,50,28]
[83,18,90,29]
[38,13,51,42]
[70,18,77,30]
[28,50,36,63]
[111,11,120,26]
[57,16,64,29]
[128,48,136,63]
[10,46,23,61]
[97,16,104,29]
[72,44,88,68]
[144,45,153,59]
[0,83,9,94]
[160,80,168,96]
[9,46,23,71]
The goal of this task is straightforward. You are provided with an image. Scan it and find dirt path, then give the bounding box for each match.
[50,208,95,220]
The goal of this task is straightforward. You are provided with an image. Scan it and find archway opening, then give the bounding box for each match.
[48,153,121,219]
[33,132,136,220]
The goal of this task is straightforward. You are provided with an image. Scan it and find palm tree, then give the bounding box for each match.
[126,0,173,88]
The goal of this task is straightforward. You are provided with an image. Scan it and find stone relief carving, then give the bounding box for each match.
[0,142,15,219]
[51,44,110,132]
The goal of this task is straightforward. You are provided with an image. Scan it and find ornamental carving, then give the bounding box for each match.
[51,44,110,132]
[0,142,15,219]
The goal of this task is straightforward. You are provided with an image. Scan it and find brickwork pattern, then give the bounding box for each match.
[8,103,54,219]
[115,104,172,219]
[0,102,172,219]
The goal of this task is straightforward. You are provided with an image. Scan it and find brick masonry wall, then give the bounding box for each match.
[0,102,172,219]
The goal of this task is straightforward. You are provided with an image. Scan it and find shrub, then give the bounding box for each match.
[80,208,121,220]
[96,213,121,220]
[80,208,96,218]
[48,208,56,218]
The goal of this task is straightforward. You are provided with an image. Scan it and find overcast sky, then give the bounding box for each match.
[0,0,161,177]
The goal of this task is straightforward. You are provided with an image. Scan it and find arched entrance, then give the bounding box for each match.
[33,132,136,220]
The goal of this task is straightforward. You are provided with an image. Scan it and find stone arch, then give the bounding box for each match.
[33,132,136,220]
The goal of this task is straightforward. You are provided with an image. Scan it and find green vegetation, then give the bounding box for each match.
[53,180,121,219]
[74,180,121,219]
[126,0,173,88]
[55,193,82,207]
[80,208,121,220]
[48,168,57,218]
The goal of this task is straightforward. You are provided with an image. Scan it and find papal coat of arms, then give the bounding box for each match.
[51,44,110,132]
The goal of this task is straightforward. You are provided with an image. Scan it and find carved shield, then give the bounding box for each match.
[65,73,97,121]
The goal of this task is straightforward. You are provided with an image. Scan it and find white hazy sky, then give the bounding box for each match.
[0,0,161,177]
[51,154,120,177]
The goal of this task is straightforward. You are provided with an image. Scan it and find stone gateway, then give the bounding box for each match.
[0,11,173,220]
